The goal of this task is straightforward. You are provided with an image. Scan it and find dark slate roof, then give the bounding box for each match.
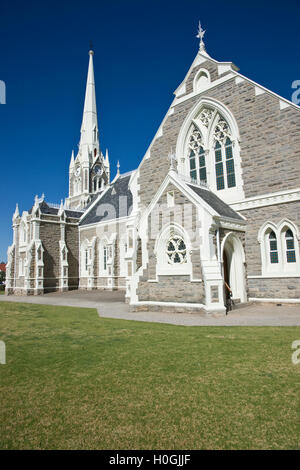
[80,174,133,226]
[187,184,243,220]
[65,209,84,219]
[29,201,83,219]
[83,193,102,212]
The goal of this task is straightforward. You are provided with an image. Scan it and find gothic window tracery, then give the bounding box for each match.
[184,107,238,192]
[166,235,187,265]
[213,117,236,190]
[188,125,206,183]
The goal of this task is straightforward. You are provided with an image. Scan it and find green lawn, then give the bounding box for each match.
[0,301,299,450]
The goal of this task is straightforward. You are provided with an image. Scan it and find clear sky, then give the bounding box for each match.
[0,0,299,261]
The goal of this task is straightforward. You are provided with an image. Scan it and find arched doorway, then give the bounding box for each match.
[222,233,247,304]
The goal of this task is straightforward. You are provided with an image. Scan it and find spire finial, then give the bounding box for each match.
[89,40,94,55]
[196,21,206,52]
[116,160,120,176]
[13,203,19,219]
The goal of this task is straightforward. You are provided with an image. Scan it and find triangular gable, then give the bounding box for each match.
[141,170,244,227]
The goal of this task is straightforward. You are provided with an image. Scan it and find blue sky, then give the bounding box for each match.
[0,0,299,261]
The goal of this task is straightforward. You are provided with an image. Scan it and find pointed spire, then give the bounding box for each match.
[105,148,109,165]
[196,21,206,53]
[69,150,75,169]
[79,49,99,159]
[13,203,19,220]
[58,199,64,217]
[116,160,120,177]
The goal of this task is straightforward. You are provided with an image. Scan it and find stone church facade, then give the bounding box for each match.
[6,28,300,314]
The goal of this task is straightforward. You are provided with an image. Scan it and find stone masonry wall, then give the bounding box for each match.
[137,58,300,208]
[39,220,61,291]
[137,184,204,303]
[65,223,79,289]
[79,219,128,290]
[240,201,300,298]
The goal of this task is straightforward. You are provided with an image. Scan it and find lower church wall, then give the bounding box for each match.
[137,275,204,304]
[240,201,300,275]
[240,201,300,299]
[79,276,126,290]
[248,277,300,300]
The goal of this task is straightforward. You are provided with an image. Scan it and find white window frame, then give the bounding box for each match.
[176,98,245,204]
[154,224,192,276]
[99,239,109,276]
[80,240,89,277]
[258,220,300,276]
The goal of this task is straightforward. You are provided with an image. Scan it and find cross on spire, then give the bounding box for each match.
[196,21,206,52]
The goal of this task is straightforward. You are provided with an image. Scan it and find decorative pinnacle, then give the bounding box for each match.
[116,160,120,176]
[168,148,177,172]
[196,21,206,52]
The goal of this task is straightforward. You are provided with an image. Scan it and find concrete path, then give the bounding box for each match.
[1,290,300,326]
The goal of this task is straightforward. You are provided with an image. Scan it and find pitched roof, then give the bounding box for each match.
[79,174,133,226]
[29,201,83,219]
[187,184,243,220]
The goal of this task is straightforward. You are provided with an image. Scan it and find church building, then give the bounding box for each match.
[6,25,300,314]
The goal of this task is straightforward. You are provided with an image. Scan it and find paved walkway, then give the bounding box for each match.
[1,290,300,326]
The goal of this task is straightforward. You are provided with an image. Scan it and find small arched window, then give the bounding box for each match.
[285,229,296,263]
[269,231,278,264]
[103,246,107,271]
[166,235,187,265]
[85,249,89,271]
[194,70,210,92]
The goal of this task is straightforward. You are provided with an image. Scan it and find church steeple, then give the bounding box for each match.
[66,49,110,210]
[79,49,100,161]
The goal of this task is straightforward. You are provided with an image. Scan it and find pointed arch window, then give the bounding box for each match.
[213,117,236,191]
[215,141,225,190]
[269,231,279,264]
[188,126,207,183]
[285,229,296,263]
[103,246,107,271]
[225,138,236,188]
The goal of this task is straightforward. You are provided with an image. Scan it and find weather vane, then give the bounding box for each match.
[196,21,206,52]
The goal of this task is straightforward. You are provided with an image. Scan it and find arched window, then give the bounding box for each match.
[214,119,236,191]
[259,221,299,276]
[103,246,107,271]
[99,240,109,275]
[193,69,210,92]
[85,248,89,272]
[80,241,89,276]
[215,141,224,190]
[225,138,235,188]
[269,231,278,264]
[285,229,296,263]
[178,101,243,201]
[155,225,192,276]
[188,125,206,183]
[167,235,187,264]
